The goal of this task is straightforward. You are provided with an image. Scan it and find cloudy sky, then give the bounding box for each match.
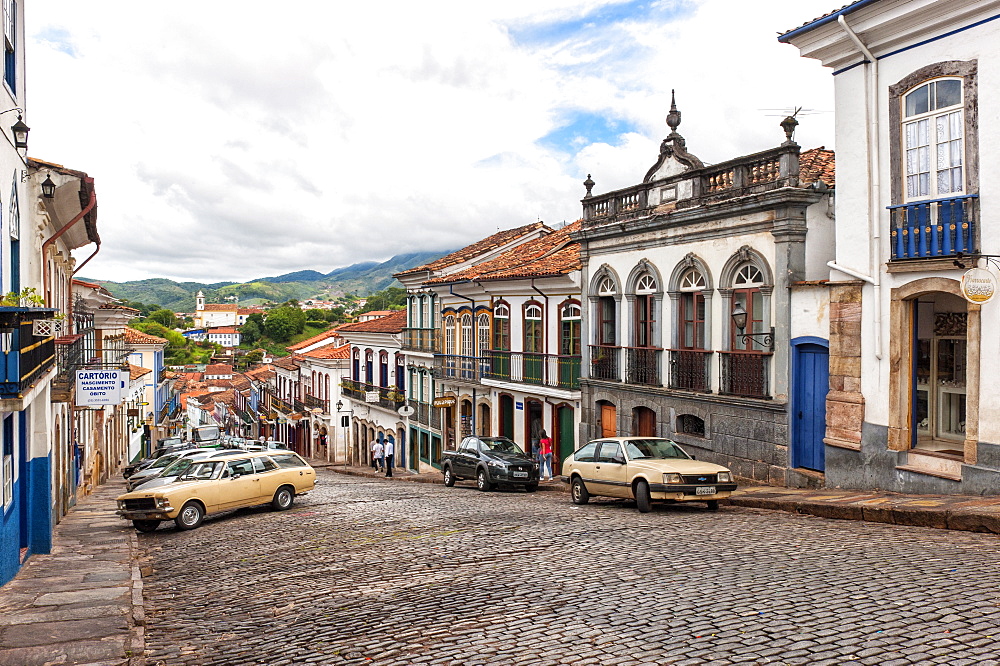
[25,0,838,284]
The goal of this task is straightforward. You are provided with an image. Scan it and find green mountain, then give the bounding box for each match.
[84,251,447,312]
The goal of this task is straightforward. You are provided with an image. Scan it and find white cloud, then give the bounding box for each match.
[25,0,836,283]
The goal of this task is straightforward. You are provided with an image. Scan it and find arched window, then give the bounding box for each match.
[365,349,374,384]
[679,268,706,350]
[634,273,657,348]
[421,295,432,328]
[493,303,510,351]
[597,277,616,346]
[379,351,389,387]
[732,264,765,351]
[560,302,581,356]
[352,348,360,382]
[903,78,964,200]
[460,313,474,358]
[477,313,491,355]
[444,314,456,355]
[395,353,405,392]
[524,303,543,353]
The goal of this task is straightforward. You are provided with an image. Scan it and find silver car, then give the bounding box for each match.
[130,449,248,492]
[125,448,218,491]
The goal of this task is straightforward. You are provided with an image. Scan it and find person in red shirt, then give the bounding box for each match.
[539,430,553,481]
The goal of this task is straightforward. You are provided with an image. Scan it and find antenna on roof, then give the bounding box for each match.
[758,107,828,117]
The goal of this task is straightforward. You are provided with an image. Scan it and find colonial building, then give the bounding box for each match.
[782,0,1000,493]
[572,96,835,486]
[338,310,408,470]
[291,333,349,463]
[395,223,555,471]
[123,328,169,462]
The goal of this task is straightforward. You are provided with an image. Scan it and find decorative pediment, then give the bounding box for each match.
[644,90,704,183]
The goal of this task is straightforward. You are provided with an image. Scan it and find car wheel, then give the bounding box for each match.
[132,519,161,533]
[272,486,295,511]
[443,466,455,487]
[571,477,590,505]
[706,500,720,511]
[524,483,538,493]
[635,480,652,513]
[175,502,204,530]
[476,468,492,492]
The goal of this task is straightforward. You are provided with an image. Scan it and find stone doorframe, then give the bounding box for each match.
[887,277,980,463]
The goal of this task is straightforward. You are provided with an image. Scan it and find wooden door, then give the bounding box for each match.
[600,403,616,438]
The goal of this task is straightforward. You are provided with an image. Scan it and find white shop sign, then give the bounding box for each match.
[75,369,126,406]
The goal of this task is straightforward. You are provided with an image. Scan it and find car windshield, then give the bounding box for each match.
[149,454,180,470]
[161,457,198,476]
[624,439,691,460]
[178,460,224,481]
[481,438,524,454]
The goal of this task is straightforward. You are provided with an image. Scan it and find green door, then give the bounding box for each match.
[500,395,515,440]
[557,406,575,475]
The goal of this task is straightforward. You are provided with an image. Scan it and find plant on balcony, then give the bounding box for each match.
[386,389,405,403]
[0,287,45,308]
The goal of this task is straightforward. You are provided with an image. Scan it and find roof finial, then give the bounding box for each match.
[666,89,681,134]
[583,173,595,199]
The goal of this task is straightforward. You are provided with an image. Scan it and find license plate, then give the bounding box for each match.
[695,486,716,496]
[512,471,528,478]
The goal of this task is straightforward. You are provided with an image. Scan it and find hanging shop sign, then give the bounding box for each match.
[432,396,456,408]
[75,369,126,407]
[961,267,997,304]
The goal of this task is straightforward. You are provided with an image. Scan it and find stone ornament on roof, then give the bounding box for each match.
[643,90,704,183]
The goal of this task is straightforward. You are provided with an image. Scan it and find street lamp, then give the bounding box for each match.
[730,303,774,351]
[41,174,55,198]
[9,115,28,150]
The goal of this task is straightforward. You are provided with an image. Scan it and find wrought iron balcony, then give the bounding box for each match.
[412,400,441,428]
[719,351,771,399]
[304,392,328,412]
[0,308,58,399]
[889,195,978,260]
[482,351,581,390]
[668,349,713,392]
[625,347,662,386]
[589,345,621,381]
[436,354,487,383]
[402,328,440,353]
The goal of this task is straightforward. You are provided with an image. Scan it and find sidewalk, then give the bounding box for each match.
[0,478,144,666]
[322,462,1000,535]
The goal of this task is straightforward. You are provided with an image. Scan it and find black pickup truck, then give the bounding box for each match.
[441,436,540,492]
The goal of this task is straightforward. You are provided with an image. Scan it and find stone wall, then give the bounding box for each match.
[825,283,864,450]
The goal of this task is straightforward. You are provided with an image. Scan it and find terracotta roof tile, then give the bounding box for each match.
[394,222,547,277]
[128,364,152,381]
[272,356,300,370]
[799,147,836,187]
[101,304,140,314]
[207,327,240,334]
[237,308,264,315]
[300,343,351,360]
[337,309,407,334]
[204,363,234,375]
[286,328,342,351]
[124,328,168,345]
[201,304,237,311]
[428,221,582,284]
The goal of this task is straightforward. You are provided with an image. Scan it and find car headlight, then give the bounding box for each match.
[663,473,683,484]
[155,497,171,509]
[487,460,505,469]
[117,500,125,510]
[717,471,733,483]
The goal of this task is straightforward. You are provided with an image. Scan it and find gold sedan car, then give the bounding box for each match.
[116,451,316,532]
[561,437,736,512]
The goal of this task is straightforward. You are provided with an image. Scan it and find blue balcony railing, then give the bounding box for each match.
[0,308,58,399]
[888,195,978,260]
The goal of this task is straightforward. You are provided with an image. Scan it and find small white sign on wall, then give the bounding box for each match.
[75,369,126,407]
[961,267,997,305]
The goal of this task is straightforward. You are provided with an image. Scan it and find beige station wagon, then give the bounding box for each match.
[561,437,736,512]
[116,451,316,532]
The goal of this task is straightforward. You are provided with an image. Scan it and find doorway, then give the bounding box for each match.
[555,405,574,475]
[478,403,491,436]
[912,295,968,455]
[499,395,514,440]
[526,400,543,454]
[632,406,656,437]
[791,338,829,471]
[598,401,616,438]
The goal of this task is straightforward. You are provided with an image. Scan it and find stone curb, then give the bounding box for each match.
[325,465,565,490]
[127,528,146,666]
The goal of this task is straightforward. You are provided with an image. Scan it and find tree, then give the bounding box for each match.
[246,313,265,328]
[263,309,297,342]
[244,349,264,366]
[148,309,177,328]
[131,322,186,350]
[305,308,325,321]
[241,320,262,344]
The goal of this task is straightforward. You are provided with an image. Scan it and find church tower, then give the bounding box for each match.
[196,290,205,311]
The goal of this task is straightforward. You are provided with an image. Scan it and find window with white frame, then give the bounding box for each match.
[493,303,510,351]
[561,302,581,356]
[634,273,657,348]
[732,264,765,351]
[3,0,14,92]
[903,78,964,200]
[679,268,707,349]
[460,313,473,357]
[597,277,617,346]
[477,313,490,355]
[524,303,543,353]
[444,315,456,355]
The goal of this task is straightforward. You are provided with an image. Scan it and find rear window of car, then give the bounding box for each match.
[270,453,307,469]
[228,459,256,476]
[252,457,279,473]
[573,443,598,462]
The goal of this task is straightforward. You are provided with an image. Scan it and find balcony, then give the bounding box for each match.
[889,195,978,260]
[304,392,328,412]
[482,351,581,390]
[589,345,621,381]
[583,143,801,228]
[339,379,404,411]
[413,400,441,429]
[402,328,440,353]
[270,396,293,414]
[341,379,365,401]
[625,347,662,386]
[436,354,487,383]
[668,349,713,392]
[719,351,771,399]
[0,308,58,400]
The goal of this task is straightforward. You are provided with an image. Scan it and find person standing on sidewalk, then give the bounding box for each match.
[373,439,384,472]
[384,437,395,477]
[370,440,378,469]
[539,430,553,481]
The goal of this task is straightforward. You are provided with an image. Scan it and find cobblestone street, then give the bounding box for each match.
[140,470,1000,665]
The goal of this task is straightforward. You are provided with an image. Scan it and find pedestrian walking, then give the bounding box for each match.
[384,437,395,477]
[373,440,384,471]
[539,430,553,481]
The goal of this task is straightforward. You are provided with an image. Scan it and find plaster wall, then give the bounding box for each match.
[789,286,829,340]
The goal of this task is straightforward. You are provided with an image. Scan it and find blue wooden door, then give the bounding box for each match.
[792,342,829,471]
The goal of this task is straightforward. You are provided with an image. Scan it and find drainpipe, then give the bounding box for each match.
[837,15,883,360]
[42,178,97,332]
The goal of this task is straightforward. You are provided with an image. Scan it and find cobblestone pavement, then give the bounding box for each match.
[140,470,1000,666]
